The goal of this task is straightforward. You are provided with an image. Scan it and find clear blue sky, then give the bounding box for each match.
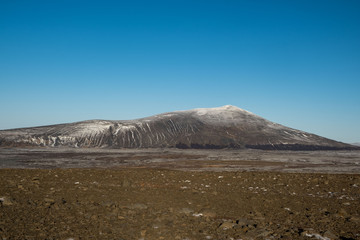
[1,0,359,143]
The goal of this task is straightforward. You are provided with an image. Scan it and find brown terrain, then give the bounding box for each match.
[1,148,360,239]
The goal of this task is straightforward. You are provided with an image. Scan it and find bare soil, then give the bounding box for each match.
[0,148,360,239]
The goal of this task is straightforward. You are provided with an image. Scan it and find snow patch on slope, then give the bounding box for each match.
[193,105,253,116]
[114,124,137,135]
[188,105,259,124]
[69,121,112,136]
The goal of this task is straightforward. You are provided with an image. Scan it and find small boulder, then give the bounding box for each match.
[0,196,14,206]
[219,221,234,230]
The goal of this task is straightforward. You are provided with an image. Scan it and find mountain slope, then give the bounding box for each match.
[0,105,355,150]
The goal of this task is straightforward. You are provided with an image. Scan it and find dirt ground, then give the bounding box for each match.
[0,148,360,239]
[0,148,359,173]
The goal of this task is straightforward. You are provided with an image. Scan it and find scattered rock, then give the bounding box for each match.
[32,177,40,184]
[192,213,203,217]
[324,230,337,239]
[0,168,359,239]
[0,196,14,206]
[44,198,55,203]
[44,198,55,207]
[257,229,273,238]
[236,218,254,227]
[302,231,330,240]
[219,221,234,230]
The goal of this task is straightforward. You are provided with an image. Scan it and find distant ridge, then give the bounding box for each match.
[0,105,356,150]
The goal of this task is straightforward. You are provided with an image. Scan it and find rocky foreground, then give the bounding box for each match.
[1,168,359,240]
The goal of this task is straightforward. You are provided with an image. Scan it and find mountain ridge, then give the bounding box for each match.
[0,105,356,150]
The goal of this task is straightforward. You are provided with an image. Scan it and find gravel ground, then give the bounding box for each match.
[1,168,359,240]
[0,148,359,173]
[0,148,359,239]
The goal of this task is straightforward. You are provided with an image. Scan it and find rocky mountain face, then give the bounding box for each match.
[0,105,355,150]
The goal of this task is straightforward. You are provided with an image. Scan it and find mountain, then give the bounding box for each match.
[351,143,360,147]
[0,105,356,150]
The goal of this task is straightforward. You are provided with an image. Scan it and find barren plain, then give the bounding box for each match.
[0,148,360,239]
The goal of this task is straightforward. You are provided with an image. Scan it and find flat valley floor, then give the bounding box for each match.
[0,148,359,239]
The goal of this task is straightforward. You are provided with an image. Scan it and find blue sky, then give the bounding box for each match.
[1,0,359,143]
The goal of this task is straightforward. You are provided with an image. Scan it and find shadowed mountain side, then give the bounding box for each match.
[0,105,356,150]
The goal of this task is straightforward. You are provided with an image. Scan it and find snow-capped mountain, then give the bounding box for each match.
[0,105,355,150]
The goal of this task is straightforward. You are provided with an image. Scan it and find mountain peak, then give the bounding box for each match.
[190,105,253,117]
[218,105,253,113]
[220,105,241,110]
[0,106,355,150]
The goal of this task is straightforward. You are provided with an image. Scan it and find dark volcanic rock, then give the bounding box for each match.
[0,105,355,150]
